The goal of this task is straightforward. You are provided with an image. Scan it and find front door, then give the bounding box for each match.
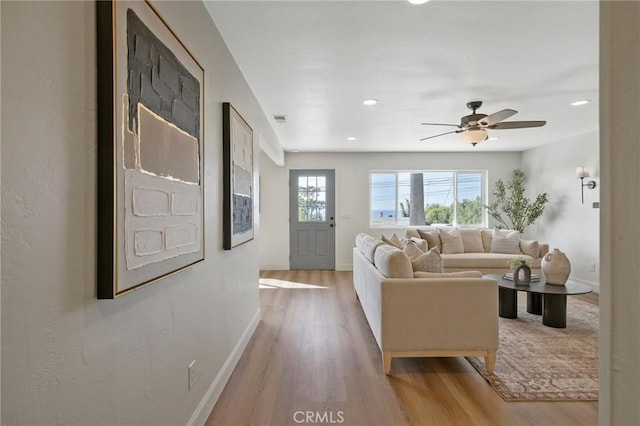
[289,170,335,270]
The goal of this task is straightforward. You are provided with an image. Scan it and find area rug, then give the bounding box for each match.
[466,293,599,401]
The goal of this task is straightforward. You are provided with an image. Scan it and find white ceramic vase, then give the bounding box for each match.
[541,248,571,285]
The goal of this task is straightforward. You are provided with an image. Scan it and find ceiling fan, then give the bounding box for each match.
[420,101,546,146]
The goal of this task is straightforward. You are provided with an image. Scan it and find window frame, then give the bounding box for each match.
[369,169,488,228]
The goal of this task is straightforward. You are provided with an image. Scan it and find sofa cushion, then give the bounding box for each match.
[374,244,414,278]
[411,247,444,273]
[490,228,522,254]
[520,239,540,258]
[417,229,442,252]
[413,271,483,279]
[382,233,403,249]
[439,228,464,254]
[441,253,540,269]
[459,229,484,253]
[355,233,385,264]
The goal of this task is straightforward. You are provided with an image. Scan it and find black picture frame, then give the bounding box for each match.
[222,103,255,250]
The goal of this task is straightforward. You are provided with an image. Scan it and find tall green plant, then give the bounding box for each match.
[484,169,549,233]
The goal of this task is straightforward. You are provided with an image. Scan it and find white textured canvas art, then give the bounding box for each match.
[97,0,204,298]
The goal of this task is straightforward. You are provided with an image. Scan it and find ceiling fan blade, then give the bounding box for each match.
[479,109,518,126]
[419,130,461,141]
[489,120,546,129]
[420,122,460,127]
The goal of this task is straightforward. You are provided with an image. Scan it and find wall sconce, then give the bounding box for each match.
[575,166,596,204]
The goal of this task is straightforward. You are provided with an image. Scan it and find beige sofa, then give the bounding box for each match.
[353,233,498,375]
[404,227,549,275]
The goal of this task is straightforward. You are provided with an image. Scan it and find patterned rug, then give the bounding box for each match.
[466,292,599,401]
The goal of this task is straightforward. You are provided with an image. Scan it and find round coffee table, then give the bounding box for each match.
[484,274,593,328]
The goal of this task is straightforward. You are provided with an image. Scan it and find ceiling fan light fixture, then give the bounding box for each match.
[462,129,488,145]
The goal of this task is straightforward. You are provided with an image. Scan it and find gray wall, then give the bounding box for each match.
[521,130,600,289]
[0,1,279,424]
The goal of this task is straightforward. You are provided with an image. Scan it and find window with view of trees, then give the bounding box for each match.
[370,171,486,227]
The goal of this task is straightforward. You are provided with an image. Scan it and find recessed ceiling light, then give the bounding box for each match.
[571,99,591,106]
[347,137,357,141]
[363,99,378,106]
[408,0,429,4]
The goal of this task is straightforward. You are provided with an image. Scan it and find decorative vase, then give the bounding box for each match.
[541,248,571,285]
[513,260,531,285]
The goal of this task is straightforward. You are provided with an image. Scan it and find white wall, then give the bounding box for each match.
[521,131,600,289]
[1,2,279,424]
[260,151,521,270]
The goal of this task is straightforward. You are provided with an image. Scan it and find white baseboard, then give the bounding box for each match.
[260,264,354,271]
[259,264,290,270]
[570,277,600,293]
[187,310,260,426]
[336,263,353,271]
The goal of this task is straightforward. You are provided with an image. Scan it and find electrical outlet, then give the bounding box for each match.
[188,360,197,391]
[590,263,597,272]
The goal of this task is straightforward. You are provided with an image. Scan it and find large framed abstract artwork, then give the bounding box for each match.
[96,1,205,298]
[222,103,255,250]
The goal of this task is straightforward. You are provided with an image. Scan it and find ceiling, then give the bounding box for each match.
[205,1,599,153]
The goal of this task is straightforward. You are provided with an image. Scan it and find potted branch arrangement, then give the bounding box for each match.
[484,169,549,234]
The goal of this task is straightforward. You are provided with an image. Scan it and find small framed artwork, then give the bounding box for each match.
[222,103,255,250]
[96,0,205,298]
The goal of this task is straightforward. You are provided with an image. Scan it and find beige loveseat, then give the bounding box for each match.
[353,233,498,375]
[404,227,549,275]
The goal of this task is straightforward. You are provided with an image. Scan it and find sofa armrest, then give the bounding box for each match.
[380,278,498,352]
[539,243,549,258]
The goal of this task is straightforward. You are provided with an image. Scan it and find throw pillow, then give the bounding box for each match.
[403,240,425,260]
[417,229,441,252]
[381,234,403,249]
[520,239,540,258]
[439,228,464,254]
[410,237,428,252]
[490,228,522,254]
[481,229,493,253]
[459,229,484,253]
[413,271,483,279]
[410,247,444,273]
[404,229,420,239]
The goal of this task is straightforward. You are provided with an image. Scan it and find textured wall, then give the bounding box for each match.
[0,1,280,424]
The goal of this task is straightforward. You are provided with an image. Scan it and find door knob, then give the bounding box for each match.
[330,224,334,228]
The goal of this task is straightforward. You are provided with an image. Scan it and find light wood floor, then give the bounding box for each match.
[206,270,598,426]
